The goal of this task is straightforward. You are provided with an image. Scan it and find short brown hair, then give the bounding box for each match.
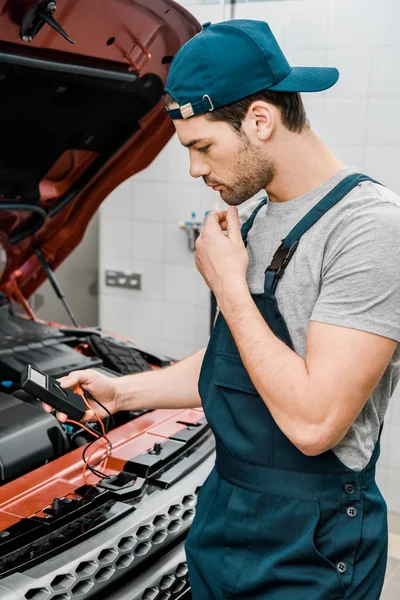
[165,90,308,134]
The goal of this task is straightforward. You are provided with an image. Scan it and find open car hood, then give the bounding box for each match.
[0,0,200,302]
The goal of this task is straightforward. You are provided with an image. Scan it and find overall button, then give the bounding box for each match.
[344,483,355,495]
[346,506,358,518]
[336,562,347,574]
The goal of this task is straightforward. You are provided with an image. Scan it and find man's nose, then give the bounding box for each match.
[189,155,210,179]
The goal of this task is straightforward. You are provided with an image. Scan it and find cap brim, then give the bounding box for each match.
[268,66,339,92]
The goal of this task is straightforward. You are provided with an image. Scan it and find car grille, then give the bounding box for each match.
[23,495,196,600]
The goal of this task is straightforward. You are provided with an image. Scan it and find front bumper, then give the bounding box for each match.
[0,452,214,600]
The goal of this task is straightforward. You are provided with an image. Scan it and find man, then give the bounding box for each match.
[44,20,400,599]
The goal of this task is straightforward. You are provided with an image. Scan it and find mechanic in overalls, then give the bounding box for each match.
[51,19,400,600]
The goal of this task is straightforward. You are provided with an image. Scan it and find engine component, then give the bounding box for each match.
[0,302,103,380]
[89,335,152,375]
[0,392,67,483]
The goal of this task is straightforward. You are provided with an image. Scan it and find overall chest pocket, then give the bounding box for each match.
[213,353,259,394]
[211,354,275,467]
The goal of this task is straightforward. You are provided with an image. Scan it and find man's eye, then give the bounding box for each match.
[198,145,210,153]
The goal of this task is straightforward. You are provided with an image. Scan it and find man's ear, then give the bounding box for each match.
[242,101,276,142]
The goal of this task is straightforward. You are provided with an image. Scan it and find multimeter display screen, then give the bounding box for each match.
[30,367,46,388]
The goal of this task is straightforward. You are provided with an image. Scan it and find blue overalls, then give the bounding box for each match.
[186,174,388,599]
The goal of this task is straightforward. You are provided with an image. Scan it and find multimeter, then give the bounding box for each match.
[21,364,86,421]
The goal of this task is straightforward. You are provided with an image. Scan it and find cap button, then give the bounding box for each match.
[202,22,212,29]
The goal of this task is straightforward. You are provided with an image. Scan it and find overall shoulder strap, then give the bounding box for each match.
[241,197,268,244]
[265,174,381,295]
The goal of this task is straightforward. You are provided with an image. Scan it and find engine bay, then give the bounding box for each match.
[0,290,212,592]
[0,293,172,486]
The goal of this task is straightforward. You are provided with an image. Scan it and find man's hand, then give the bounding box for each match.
[195,206,249,303]
[42,369,120,423]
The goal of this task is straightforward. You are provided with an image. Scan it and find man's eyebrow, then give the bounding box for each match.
[181,138,210,148]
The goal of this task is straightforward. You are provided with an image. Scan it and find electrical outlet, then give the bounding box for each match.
[105,270,142,290]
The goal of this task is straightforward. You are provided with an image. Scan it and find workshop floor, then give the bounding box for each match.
[382,512,400,598]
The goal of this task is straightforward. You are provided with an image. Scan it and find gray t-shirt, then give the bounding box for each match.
[241,166,400,471]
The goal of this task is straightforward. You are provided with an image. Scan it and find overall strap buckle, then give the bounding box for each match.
[266,240,299,279]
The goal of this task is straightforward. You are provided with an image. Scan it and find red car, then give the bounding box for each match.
[0,2,214,599]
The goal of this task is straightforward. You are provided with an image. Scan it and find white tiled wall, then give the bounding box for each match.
[99,133,221,361]
[99,0,400,507]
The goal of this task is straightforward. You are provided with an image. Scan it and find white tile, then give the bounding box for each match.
[202,189,224,215]
[363,147,400,194]
[160,340,200,362]
[134,142,170,182]
[389,425,400,470]
[387,467,400,514]
[388,533,400,561]
[129,298,164,341]
[327,48,371,98]
[99,252,132,274]
[131,222,164,263]
[324,98,368,146]
[328,0,374,49]
[127,335,166,357]
[165,183,204,224]
[302,96,327,138]
[285,0,330,50]
[99,217,131,259]
[164,223,197,267]
[376,464,389,497]
[167,136,192,183]
[388,511,400,536]
[284,48,328,69]
[188,4,223,24]
[373,0,400,46]
[99,178,132,220]
[131,182,166,223]
[382,578,400,600]
[99,294,131,338]
[234,1,288,46]
[164,265,199,305]
[196,272,212,309]
[163,303,198,344]
[196,306,211,348]
[329,146,364,167]
[370,47,400,96]
[367,99,400,146]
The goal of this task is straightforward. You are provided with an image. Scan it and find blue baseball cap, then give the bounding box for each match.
[166,19,339,120]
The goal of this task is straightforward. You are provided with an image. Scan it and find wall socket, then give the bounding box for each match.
[105,270,142,290]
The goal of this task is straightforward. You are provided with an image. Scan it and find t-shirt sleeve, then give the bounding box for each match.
[310,201,400,342]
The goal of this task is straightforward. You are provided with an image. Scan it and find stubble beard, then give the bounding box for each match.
[218,136,276,206]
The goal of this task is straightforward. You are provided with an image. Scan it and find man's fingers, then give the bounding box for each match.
[42,401,95,423]
[204,210,228,232]
[83,409,95,422]
[214,209,228,223]
[226,206,242,243]
[58,370,89,389]
[55,411,68,423]
[41,402,68,423]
